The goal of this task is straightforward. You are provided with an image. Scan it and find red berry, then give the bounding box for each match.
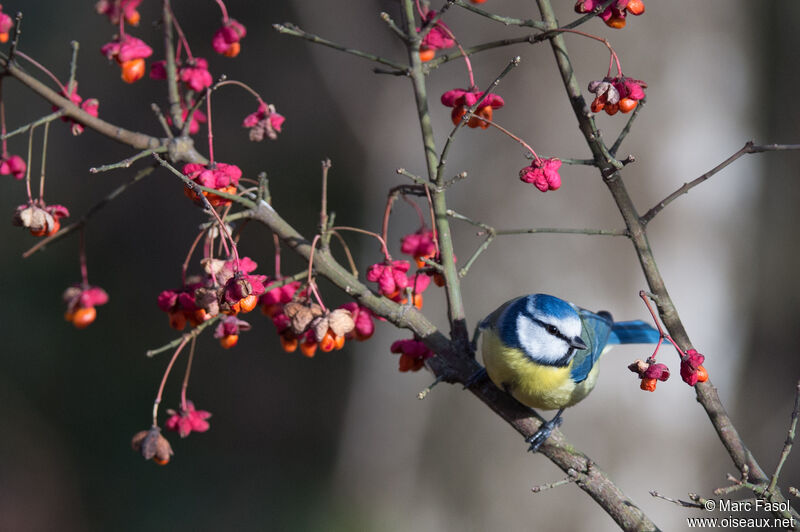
[618,98,638,113]
[71,306,97,329]
[121,58,146,83]
[219,334,239,349]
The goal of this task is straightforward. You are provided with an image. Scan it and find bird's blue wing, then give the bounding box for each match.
[608,320,660,344]
[570,309,613,383]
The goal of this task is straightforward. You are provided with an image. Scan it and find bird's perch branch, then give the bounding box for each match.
[534,0,798,524]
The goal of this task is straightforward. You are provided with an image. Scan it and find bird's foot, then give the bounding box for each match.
[463,367,488,389]
[526,410,564,452]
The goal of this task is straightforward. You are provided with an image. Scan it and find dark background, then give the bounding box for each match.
[0,1,797,531]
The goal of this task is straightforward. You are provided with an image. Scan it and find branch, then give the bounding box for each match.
[609,97,645,157]
[244,197,661,531]
[641,141,800,225]
[452,0,547,29]
[535,0,799,523]
[425,0,617,73]
[401,0,468,347]
[273,23,409,72]
[769,380,800,492]
[0,57,207,164]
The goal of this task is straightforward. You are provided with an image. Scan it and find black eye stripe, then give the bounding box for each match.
[530,316,571,343]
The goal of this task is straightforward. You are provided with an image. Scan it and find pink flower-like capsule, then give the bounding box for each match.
[366,260,411,299]
[213,315,251,348]
[519,158,562,192]
[680,349,708,386]
[212,18,246,57]
[101,34,153,83]
[390,273,430,310]
[13,202,69,237]
[150,60,167,80]
[401,229,437,268]
[221,272,267,315]
[628,359,670,392]
[0,4,12,43]
[216,255,259,285]
[417,10,455,62]
[157,278,209,330]
[62,284,108,329]
[589,76,646,115]
[131,426,173,465]
[574,0,644,29]
[339,303,375,341]
[390,338,434,372]
[166,107,206,135]
[182,162,242,206]
[54,85,100,136]
[179,58,213,92]
[242,103,285,142]
[0,154,26,180]
[260,280,301,317]
[165,402,212,439]
[441,88,505,129]
[96,0,142,26]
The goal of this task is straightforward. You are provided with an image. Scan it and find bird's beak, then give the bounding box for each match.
[570,336,588,350]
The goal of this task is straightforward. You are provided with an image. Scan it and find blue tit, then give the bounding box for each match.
[477,293,660,451]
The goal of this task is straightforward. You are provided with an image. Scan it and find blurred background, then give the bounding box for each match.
[1,1,798,531]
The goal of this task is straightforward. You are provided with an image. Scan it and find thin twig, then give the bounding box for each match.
[396,167,428,186]
[274,23,408,71]
[146,315,220,358]
[769,381,800,492]
[560,158,596,166]
[531,469,581,493]
[23,165,156,258]
[415,1,456,42]
[609,97,645,156]
[152,153,255,209]
[379,12,409,42]
[163,0,184,129]
[89,149,157,173]
[641,141,800,225]
[453,0,547,29]
[1,110,65,141]
[649,491,705,509]
[151,103,173,138]
[436,56,520,185]
[447,209,628,237]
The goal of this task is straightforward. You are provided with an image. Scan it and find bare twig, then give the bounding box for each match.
[535,0,799,524]
[531,467,582,493]
[274,23,408,71]
[146,315,220,358]
[453,0,547,29]
[436,56,521,185]
[609,97,645,157]
[89,149,158,173]
[380,11,409,42]
[1,110,65,141]
[23,165,156,258]
[769,381,800,492]
[641,141,800,225]
[649,490,705,509]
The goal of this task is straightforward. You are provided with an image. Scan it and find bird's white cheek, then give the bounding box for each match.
[516,315,568,364]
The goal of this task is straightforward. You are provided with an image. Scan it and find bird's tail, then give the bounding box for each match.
[608,320,660,344]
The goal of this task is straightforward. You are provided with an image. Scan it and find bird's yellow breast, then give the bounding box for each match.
[481,328,599,410]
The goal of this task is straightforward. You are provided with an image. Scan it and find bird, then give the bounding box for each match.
[476,293,660,451]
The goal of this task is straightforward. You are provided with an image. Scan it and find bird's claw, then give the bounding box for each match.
[463,367,487,389]
[525,413,563,452]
